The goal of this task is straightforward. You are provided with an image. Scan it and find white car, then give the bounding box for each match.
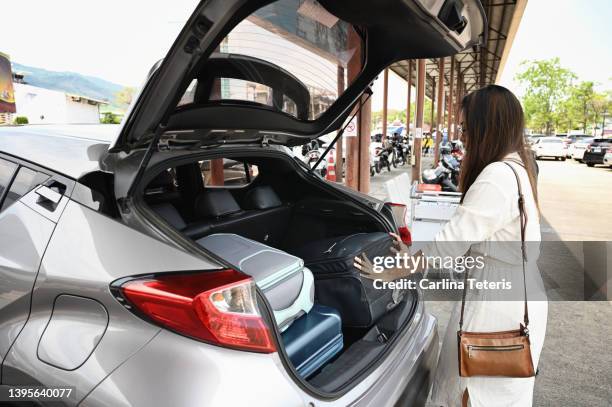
[603,151,612,167]
[571,137,594,161]
[563,134,590,157]
[532,137,567,160]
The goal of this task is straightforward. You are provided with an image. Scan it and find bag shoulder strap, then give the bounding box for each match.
[459,159,530,332]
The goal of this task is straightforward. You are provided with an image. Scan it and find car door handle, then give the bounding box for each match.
[35,185,63,205]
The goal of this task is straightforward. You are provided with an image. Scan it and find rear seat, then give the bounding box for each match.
[150,184,291,246]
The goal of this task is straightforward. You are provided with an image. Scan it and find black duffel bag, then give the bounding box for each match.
[291,232,402,328]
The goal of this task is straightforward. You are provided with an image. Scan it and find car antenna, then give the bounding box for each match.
[310,86,373,173]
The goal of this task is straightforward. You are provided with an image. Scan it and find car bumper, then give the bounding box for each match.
[583,152,605,164]
[80,305,439,407]
[534,148,566,157]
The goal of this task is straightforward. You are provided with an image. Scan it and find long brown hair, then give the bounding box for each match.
[458,85,538,205]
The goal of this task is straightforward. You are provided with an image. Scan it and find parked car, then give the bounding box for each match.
[564,134,590,158]
[531,137,567,160]
[583,138,612,167]
[603,151,612,167]
[0,1,486,406]
[526,134,545,145]
[571,137,594,161]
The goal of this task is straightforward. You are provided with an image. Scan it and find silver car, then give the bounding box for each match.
[0,1,485,406]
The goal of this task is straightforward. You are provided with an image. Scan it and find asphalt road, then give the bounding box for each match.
[537,157,612,241]
[369,157,612,406]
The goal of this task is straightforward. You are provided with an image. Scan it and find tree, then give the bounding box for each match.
[515,58,576,134]
[101,112,120,124]
[14,116,29,125]
[567,81,597,133]
[114,86,136,107]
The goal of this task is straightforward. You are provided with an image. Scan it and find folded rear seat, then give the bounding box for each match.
[150,185,291,246]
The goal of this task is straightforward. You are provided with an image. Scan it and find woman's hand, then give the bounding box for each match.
[354,233,424,282]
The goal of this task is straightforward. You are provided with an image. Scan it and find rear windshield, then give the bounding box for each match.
[180,0,363,120]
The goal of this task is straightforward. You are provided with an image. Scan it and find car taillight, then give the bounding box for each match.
[387,203,412,245]
[586,144,592,152]
[116,270,276,353]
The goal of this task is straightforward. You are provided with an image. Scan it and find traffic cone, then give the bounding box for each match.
[326,156,336,182]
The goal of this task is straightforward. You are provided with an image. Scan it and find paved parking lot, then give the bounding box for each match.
[369,157,612,406]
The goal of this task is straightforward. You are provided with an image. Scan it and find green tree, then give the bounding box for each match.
[568,81,597,133]
[101,112,120,124]
[515,58,576,134]
[114,86,136,107]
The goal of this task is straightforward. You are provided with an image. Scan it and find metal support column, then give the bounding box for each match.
[335,65,345,182]
[430,78,436,134]
[447,57,455,141]
[411,59,425,182]
[382,68,389,138]
[345,30,370,193]
[453,61,461,140]
[406,60,413,134]
[358,92,371,193]
[434,57,445,165]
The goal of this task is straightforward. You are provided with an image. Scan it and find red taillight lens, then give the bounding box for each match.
[387,203,412,245]
[119,270,276,353]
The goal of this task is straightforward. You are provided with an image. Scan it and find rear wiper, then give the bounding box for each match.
[310,87,373,173]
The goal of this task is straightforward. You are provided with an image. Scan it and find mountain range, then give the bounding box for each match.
[11,62,127,106]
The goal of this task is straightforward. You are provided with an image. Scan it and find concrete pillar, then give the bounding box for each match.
[434,58,445,165]
[447,57,455,141]
[210,160,224,185]
[453,62,461,140]
[358,93,371,193]
[411,59,426,182]
[335,65,345,182]
[210,76,224,185]
[430,78,436,134]
[406,61,413,134]
[382,68,389,138]
[345,30,369,193]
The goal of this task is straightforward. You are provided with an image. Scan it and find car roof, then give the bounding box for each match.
[0,125,116,178]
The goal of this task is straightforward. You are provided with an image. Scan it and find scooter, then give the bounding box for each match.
[369,149,377,176]
[302,140,328,177]
[391,136,407,166]
[450,140,464,163]
[421,146,460,191]
[377,144,393,172]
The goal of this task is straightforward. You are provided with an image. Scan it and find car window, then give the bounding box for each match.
[199,159,259,187]
[178,0,363,120]
[542,139,562,143]
[0,158,19,205]
[1,166,50,211]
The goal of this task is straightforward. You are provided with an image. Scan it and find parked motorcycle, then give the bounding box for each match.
[301,140,328,177]
[421,145,460,191]
[378,144,393,172]
[450,140,464,163]
[391,134,409,166]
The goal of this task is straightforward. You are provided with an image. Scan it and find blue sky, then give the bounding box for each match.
[498,0,612,95]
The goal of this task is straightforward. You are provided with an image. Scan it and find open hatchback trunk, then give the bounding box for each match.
[100,0,485,398]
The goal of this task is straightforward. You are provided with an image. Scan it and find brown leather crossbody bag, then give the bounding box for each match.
[457,160,536,378]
